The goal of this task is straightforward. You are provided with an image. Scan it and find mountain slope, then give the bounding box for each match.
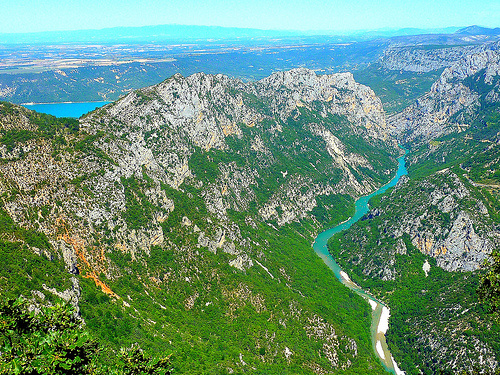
[328,50,500,373]
[0,69,400,374]
[353,42,500,115]
[329,168,500,374]
[389,48,500,146]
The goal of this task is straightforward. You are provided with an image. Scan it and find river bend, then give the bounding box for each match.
[313,152,407,374]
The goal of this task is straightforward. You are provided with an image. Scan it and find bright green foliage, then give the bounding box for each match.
[330,212,500,373]
[0,296,172,375]
[26,112,79,137]
[188,151,220,183]
[0,207,71,301]
[70,102,396,372]
[0,297,98,374]
[0,208,51,251]
[160,182,208,240]
[479,250,500,312]
[80,219,387,374]
[118,344,172,375]
[121,176,156,230]
[0,240,70,300]
[311,194,354,228]
[0,129,37,152]
[0,103,79,152]
[74,132,115,164]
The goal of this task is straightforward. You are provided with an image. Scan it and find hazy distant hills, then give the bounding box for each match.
[0,23,478,45]
[0,24,300,44]
[455,25,500,36]
[1,25,500,105]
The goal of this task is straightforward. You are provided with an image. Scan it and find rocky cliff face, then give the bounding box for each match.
[80,71,381,244]
[380,42,500,73]
[388,48,500,145]
[0,69,399,374]
[69,68,398,276]
[336,170,495,280]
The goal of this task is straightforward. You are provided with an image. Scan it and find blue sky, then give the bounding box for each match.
[3,0,499,34]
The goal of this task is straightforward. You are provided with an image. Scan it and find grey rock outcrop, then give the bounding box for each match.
[389,48,500,145]
[380,42,500,72]
[338,169,495,279]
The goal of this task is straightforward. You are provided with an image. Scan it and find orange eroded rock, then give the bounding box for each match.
[56,218,119,298]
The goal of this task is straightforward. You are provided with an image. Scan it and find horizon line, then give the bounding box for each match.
[0,22,483,37]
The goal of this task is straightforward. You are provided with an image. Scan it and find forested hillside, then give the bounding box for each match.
[0,68,400,374]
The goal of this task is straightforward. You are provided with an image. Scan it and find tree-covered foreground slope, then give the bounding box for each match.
[330,49,500,374]
[0,296,173,374]
[0,68,400,374]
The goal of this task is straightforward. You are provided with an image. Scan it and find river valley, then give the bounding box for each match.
[313,151,408,374]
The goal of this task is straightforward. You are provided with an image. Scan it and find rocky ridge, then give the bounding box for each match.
[388,48,500,145]
[380,41,500,73]
[80,68,397,242]
[337,170,495,280]
[0,68,399,374]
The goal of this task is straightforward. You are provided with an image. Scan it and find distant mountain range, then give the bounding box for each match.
[0,24,297,44]
[1,23,492,45]
[455,25,500,35]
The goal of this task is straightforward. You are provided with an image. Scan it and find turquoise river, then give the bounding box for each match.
[313,151,408,374]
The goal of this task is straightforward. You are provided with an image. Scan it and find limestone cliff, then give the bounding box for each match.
[380,42,500,73]
[335,170,495,280]
[389,48,500,145]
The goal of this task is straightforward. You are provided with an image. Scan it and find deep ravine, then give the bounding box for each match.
[313,150,408,374]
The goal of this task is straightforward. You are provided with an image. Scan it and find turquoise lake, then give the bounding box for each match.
[22,101,110,118]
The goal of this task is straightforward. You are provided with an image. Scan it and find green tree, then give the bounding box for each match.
[0,296,172,374]
[118,344,171,375]
[0,296,98,374]
[479,250,500,312]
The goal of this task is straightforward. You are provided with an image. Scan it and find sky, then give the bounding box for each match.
[2,0,499,34]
